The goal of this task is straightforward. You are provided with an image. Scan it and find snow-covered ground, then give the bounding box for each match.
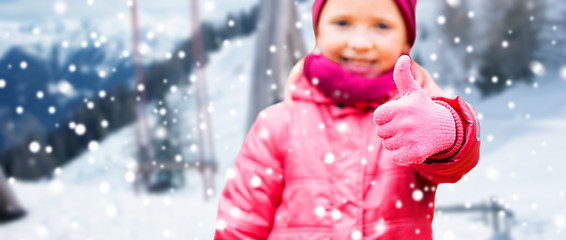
[0,30,255,240]
[3,1,566,240]
[433,75,566,240]
[4,50,566,240]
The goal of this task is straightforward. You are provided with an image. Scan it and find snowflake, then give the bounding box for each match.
[491,76,499,84]
[446,0,460,7]
[229,207,242,218]
[75,124,87,135]
[49,180,64,193]
[324,153,335,164]
[250,176,262,188]
[162,229,171,238]
[351,230,362,240]
[412,189,424,201]
[178,51,186,59]
[336,122,349,133]
[396,200,403,209]
[29,141,41,153]
[88,141,99,152]
[376,218,387,233]
[560,66,566,80]
[555,215,566,228]
[15,106,24,114]
[226,168,236,179]
[430,53,438,61]
[216,220,227,231]
[259,127,270,140]
[124,171,135,183]
[45,145,53,154]
[468,11,475,18]
[331,209,342,220]
[530,61,545,76]
[105,205,117,217]
[486,167,499,180]
[99,182,111,193]
[437,15,446,25]
[314,206,326,217]
[35,225,50,238]
[58,80,74,96]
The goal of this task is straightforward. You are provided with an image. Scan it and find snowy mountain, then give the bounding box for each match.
[1,30,257,240]
[0,0,260,165]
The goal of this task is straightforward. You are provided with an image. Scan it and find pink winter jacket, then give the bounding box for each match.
[215,63,480,240]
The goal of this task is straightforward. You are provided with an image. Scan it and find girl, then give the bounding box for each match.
[215,0,480,239]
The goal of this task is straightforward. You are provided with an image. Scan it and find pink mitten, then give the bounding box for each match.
[373,55,457,166]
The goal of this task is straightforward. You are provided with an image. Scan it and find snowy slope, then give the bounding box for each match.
[432,77,566,240]
[1,31,256,240]
[3,1,566,239]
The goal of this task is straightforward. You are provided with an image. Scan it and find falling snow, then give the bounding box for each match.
[74,123,87,136]
[19,61,27,69]
[16,106,24,114]
[29,141,41,153]
[530,61,545,76]
[88,141,99,152]
[2,1,566,239]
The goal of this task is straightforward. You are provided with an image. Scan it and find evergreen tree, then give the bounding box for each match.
[437,0,473,86]
[476,0,546,96]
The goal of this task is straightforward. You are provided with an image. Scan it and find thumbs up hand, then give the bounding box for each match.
[373,55,457,166]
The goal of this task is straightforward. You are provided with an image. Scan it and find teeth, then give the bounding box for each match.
[345,58,373,66]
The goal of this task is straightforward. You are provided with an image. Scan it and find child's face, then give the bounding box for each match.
[316,0,411,78]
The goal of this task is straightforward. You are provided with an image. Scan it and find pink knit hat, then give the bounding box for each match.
[312,0,417,47]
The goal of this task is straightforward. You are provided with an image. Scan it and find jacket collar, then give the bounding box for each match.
[291,74,383,117]
[289,63,430,118]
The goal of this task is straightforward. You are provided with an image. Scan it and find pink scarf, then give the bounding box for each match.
[303,53,397,105]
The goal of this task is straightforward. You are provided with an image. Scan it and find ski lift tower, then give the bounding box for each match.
[129,0,155,194]
[189,0,218,201]
[246,0,307,129]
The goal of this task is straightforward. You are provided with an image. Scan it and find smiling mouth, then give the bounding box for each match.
[341,57,376,67]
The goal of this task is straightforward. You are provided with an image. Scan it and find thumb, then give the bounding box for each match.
[393,55,421,96]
